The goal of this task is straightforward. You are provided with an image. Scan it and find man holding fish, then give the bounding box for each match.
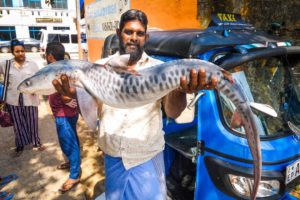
[52,9,217,199]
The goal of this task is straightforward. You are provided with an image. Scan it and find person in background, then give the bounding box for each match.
[0,39,45,157]
[53,9,217,199]
[46,42,81,193]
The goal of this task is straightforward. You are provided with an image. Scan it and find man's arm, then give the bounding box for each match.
[163,68,217,119]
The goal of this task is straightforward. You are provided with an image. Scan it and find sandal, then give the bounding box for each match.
[0,191,14,200]
[33,144,46,151]
[59,179,80,193]
[0,174,18,187]
[57,162,70,170]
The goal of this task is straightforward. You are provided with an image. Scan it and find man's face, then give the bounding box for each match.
[118,20,148,64]
[12,46,25,62]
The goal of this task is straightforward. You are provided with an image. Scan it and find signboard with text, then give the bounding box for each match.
[85,0,130,39]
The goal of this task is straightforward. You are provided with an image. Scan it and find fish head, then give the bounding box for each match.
[17,71,56,95]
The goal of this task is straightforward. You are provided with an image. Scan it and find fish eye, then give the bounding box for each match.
[25,81,31,86]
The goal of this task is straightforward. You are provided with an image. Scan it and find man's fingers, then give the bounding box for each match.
[61,95,73,103]
[189,69,198,91]
[211,75,218,88]
[52,79,64,94]
[69,87,77,99]
[199,68,206,87]
[61,75,71,92]
[180,76,188,91]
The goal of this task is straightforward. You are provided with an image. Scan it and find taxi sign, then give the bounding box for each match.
[286,159,300,184]
[209,13,252,27]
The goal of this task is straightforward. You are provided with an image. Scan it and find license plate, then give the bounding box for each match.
[286,159,300,184]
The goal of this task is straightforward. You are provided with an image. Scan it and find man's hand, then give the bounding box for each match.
[65,99,78,108]
[52,74,77,103]
[178,68,218,94]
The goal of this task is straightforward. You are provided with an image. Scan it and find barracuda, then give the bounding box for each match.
[18,56,261,200]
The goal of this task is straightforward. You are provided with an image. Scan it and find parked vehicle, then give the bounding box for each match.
[39,29,87,60]
[0,38,41,53]
[102,13,300,200]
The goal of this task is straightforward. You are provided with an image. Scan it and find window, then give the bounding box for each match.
[219,57,298,137]
[71,34,77,43]
[0,26,16,41]
[48,34,69,43]
[29,27,46,40]
[52,0,68,9]
[23,0,41,8]
[53,27,70,31]
[0,0,13,7]
[71,34,87,43]
[59,34,69,43]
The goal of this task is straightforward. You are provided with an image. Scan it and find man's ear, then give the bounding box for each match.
[145,33,149,42]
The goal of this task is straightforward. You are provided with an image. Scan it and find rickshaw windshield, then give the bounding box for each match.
[219,57,300,137]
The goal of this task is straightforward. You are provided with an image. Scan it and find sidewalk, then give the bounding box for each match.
[0,99,105,200]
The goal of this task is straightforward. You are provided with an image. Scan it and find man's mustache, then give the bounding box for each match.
[125,42,139,47]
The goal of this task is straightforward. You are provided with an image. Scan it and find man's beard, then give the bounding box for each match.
[119,41,144,65]
[14,56,25,63]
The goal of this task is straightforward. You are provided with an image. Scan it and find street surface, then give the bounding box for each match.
[0,52,104,199]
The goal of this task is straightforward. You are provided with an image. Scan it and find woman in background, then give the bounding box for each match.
[0,39,45,157]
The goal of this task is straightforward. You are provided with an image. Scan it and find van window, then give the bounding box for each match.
[71,34,78,43]
[47,33,70,43]
[59,34,70,43]
[48,34,59,42]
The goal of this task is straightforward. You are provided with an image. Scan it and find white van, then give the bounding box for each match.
[40,29,87,59]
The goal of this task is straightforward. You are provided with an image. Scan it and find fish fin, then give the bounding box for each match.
[128,69,141,76]
[288,121,300,135]
[112,69,141,76]
[76,87,98,131]
[105,54,130,69]
[221,69,234,84]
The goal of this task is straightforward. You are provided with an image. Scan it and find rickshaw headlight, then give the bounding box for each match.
[228,174,280,198]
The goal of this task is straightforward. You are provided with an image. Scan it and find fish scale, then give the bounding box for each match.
[18,57,261,200]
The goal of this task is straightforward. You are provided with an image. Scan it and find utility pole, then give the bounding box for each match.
[76,0,83,59]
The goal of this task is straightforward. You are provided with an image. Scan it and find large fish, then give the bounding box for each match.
[18,56,261,199]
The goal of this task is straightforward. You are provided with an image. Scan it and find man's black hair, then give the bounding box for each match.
[10,39,24,52]
[119,9,148,31]
[46,42,65,61]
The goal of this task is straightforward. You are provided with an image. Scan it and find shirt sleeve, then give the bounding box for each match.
[30,60,40,72]
[0,60,6,75]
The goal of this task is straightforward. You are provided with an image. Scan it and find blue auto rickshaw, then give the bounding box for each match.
[102,13,300,200]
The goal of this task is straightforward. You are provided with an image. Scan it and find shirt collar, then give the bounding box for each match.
[115,51,150,66]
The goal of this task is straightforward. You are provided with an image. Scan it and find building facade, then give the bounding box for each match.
[0,0,77,41]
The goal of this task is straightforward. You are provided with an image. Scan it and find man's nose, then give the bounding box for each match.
[130,32,138,41]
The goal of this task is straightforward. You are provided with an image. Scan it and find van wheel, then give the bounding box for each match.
[64,53,71,60]
[31,46,38,52]
[1,47,9,53]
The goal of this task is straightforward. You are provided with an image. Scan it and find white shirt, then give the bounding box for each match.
[0,59,40,106]
[96,52,165,169]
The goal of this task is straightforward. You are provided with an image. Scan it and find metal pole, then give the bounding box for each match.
[76,0,83,59]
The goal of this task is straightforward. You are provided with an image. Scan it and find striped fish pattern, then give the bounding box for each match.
[18,57,261,199]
